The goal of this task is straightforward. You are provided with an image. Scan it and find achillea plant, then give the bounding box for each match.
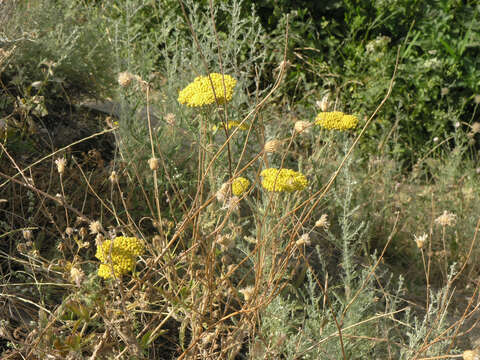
[315,111,358,130]
[178,73,237,107]
[232,177,250,196]
[95,236,144,279]
[260,168,308,192]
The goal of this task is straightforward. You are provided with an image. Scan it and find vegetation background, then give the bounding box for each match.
[1,0,480,359]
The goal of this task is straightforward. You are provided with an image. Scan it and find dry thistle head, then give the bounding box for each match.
[118,71,134,87]
[55,158,66,175]
[413,233,428,249]
[89,220,103,235]
[264,139,282,153]
[294,120,311,134]
[148,157,159,171]
[315,214,330,229]
[435,210,457,227]
[227,196,240,212]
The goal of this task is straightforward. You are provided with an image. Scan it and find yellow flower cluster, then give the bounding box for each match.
[178,73,237,107]
[315,111,358,131]
[95,236,144,279]
[212,121,248,132]
[260,168,308,193]
[232,177,250,196]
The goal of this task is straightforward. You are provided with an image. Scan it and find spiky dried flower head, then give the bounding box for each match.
[178,73,237,107]
[118,71,134,87]
[232,177,250,196]
[315,214,330,229]
[413,233,428,249]
[239,286,255,302]
[65,227,74,237]
[296,233,311,246]
[95,236,144,279]
[315,111,359,131]
[294,120,311,134]
[260,168,308,193]
[89,220,103,235]
[463,350,480,360]
[55,158,66,175]
[263,139,282,153]
[435,210,457,227]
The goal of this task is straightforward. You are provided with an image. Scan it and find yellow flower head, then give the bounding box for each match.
[212,121,248,132]
[315,111,358,131]
[232,177,250,196]
[95,236,144,279]
[260,168,308,193]
[178,73,237,107]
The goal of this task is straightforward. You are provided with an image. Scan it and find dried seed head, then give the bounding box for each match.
[78,228,87,240]
[70,266,85,287]
[264,139,282,153]
[109,170,118,184]
[89,221,103,235]
[227,196,240,212]
[294,120,311,134]
[315,214,330,229]
[413,233,428,249]
[239,286,255,302]
[22,229,33,241]
[316,93,330,112]
[470,122,480,134]
[475,95,480,104]
[65,227,74,237]
[148,157,159,170]
[435,210,457,227]
[296,233,311,246]
[55,158,66,175]
[164,113,176,126]
[441,87,449,96]
[118,71,134,87]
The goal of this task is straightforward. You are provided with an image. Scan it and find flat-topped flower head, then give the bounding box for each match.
[95,236,144,279]
[232,177,250,196]
[315,111,358,131]
[178,73,237,107]
[260,168,308,193]
[212,121,248,132]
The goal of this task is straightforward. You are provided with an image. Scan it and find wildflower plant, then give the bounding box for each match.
[95,236,144,279]
[260,168,308,192]
[315,111,359,131]
[178,73,237,107]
